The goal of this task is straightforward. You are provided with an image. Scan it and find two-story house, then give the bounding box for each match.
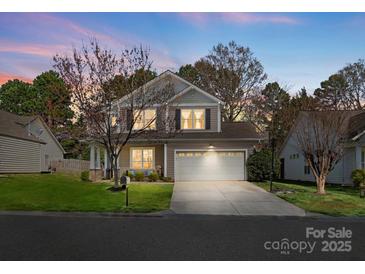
[89,70,266,182]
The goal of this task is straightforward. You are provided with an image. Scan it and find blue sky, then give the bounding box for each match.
[0,13,364,93]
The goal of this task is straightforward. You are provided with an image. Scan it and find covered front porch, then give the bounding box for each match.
[88,142,167,182]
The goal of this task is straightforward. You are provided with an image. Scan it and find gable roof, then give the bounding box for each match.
[348,111,365,140]
[0,110,44,143]
[33,116,66,154]
[0,110,65,154]
[279,110,365,155]
[115,70,223,105]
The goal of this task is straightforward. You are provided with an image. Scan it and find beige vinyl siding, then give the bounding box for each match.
[172,88,218,104]
[0,135,41,173]
[166,141,256,179]
[169,105,218,132]
[118,144,164,174]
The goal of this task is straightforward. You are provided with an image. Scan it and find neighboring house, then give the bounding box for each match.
[279,110,365,185]
[0,110,65,173]
[89,70,266,182]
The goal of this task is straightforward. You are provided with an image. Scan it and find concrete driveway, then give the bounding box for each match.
[170,181,305,216]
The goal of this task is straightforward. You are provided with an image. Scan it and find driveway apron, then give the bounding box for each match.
[170,181,305,216]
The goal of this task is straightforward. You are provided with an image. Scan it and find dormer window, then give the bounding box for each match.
[133,109,156,130]
[181,109,205,130]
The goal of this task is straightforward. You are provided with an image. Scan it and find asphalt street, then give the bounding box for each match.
[0,213,365,260]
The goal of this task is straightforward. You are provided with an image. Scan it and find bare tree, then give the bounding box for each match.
[54,39,175,188]
[194,41,267,122]
[295,111,348,194]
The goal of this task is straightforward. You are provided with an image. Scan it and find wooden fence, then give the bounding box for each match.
[51,159,90,173]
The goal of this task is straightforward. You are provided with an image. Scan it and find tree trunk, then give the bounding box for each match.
[316,175,326,195]
[113,157,119,188]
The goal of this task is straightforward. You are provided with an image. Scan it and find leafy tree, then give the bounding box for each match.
[192,41,267,121]
[0,79,42,115]
[177,64,202,86]
[33,70,74,128]
[247,148,279,182]
[252,82,290,144]
[314,74,348,110]
[314,59,365,110]
[339,59,365,110]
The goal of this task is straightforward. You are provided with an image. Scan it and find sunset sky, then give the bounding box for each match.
[0,13,365,93]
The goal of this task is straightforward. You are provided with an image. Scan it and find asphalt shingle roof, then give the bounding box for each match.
[0,110,44,143]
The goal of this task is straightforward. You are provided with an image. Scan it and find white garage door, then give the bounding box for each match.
[175,150,245,181]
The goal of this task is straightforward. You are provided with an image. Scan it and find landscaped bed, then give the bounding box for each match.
[0,173,173,213]
[255,181,365,216]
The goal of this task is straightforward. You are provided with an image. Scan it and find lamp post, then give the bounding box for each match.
[269,110,276,193]
[269,132,275,193]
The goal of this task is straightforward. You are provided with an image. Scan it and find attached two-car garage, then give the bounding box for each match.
[174,150,246,181]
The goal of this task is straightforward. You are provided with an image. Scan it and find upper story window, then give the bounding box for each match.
[111,116,118,127]
[181,109,205,130]
[133,109,156,130]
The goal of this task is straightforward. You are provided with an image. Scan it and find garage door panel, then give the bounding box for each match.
[175,150,245,181]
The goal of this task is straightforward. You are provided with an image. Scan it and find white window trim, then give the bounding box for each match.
[133,108,157,130]
[129,147,155,170]
[181,108,205,130]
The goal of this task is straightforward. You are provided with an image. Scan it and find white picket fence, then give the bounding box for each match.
[51,159,90,173]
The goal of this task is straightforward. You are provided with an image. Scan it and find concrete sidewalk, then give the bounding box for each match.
[170,181,306,216]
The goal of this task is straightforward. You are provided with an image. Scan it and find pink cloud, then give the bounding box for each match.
[0,40,67,57]
[0,14,180,78]
[221,13,299,25]
[0,72,33,85]
[179,12,299,26]
[32,14,116,43]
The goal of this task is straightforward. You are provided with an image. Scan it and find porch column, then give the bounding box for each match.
[89,144,95,169]
[164,143,167,177]
[95,146,101,169]
[355,145,362,169]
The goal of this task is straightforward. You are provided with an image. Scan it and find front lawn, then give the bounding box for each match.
[0,174,173,213]
[255,181,365,216]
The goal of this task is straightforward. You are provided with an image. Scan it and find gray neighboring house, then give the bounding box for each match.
[279,110,365,186]
[89,70,266,181]
[0,110,65,173]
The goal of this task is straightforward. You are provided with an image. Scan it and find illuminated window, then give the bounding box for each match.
[133,109,156,130]
[111,116,117,127]
[181,109,205,129]
[130,148,154,169]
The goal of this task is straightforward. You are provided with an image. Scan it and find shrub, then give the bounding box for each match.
[80,171,90,182]
[162,176,173,182]
[134,171,145,182]
[351,169,365,187]
[148,172,159,182]
[246,148,280,182]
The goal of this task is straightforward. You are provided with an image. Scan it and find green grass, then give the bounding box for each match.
[254,181,365,216]
[0,173,173,213]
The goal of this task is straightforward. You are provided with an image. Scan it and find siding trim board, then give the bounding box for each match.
[0,133,45,144]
